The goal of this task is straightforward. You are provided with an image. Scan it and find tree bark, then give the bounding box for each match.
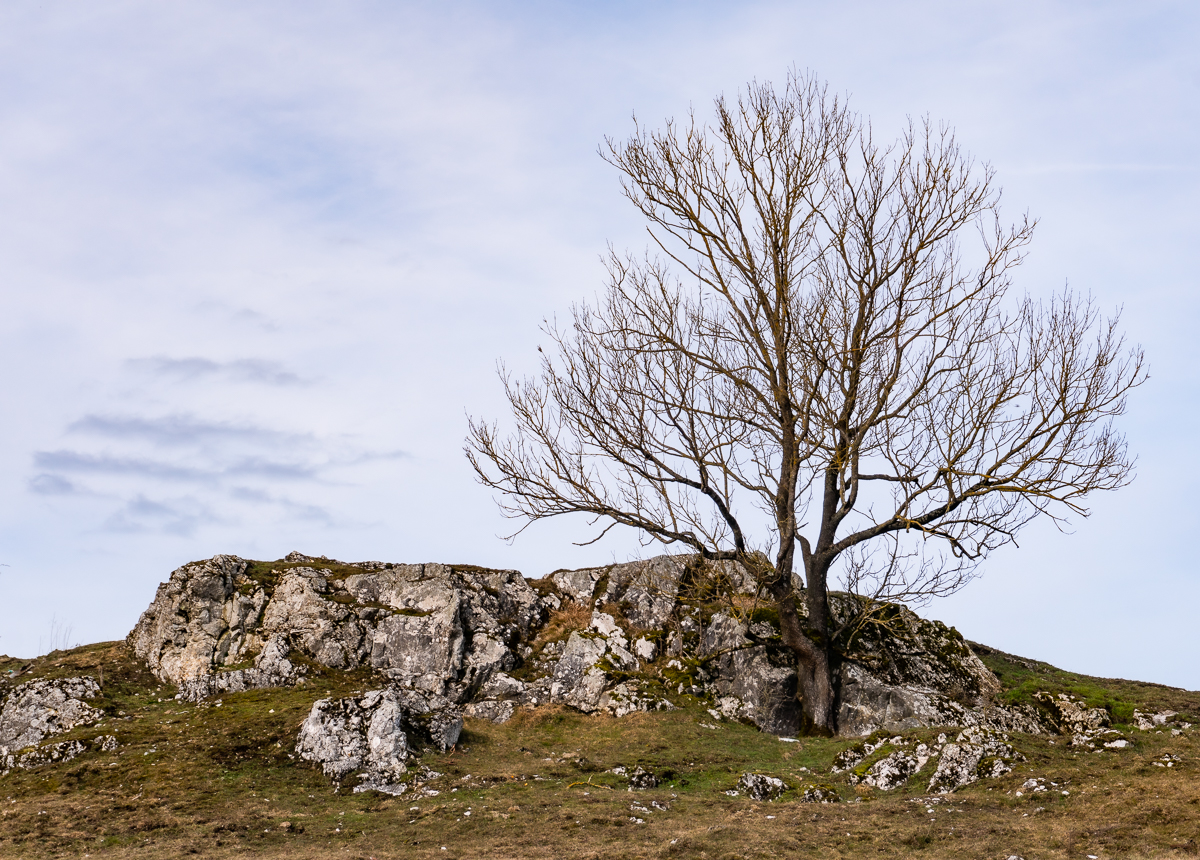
[766,559,838,735]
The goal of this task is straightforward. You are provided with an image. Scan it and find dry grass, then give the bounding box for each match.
[536,602,594,644]
[1,642,1198,859]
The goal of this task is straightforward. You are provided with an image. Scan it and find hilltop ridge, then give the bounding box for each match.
[0,552,1196,858]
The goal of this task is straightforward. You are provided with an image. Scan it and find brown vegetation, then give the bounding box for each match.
[1,642,1197,859]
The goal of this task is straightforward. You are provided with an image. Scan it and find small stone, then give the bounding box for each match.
[633,638,657,662]
[738,772,787,801]
[627,766,659,789]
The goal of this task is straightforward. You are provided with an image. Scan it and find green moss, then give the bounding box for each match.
[747,606,782,628]
[527,577,562,599]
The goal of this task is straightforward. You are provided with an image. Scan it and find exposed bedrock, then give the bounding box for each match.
[128,553,545,704]
[128,550,1024,738]
[0,677,102,756]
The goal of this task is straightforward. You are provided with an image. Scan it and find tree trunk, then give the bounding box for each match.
[767,569,838,736]
[795,645,837,736]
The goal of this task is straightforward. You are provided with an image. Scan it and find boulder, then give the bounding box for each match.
[1,734,118,777]
[1032,692,1112,746]
[927,727,1022,794]
[799,782,840,803]
[598,682,675,718]
[738,772,787,801]
[698,613,799,735]
[852,744,934,791]
[130,555,547,704]
[2,740,86,775]
[627,766,659,789]
[295,688,462,795]
[0,677,102,756]
[1133,709,1178,731]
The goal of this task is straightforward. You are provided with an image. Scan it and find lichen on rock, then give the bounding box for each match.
[738,772,788,801]
[126,550,1042,743]
[927,727,1023,794]
[0,676,102,757]
[295,688,462,795]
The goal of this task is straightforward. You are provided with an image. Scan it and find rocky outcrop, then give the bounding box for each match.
[834,601,1004,737]
[927,727,1022,793]
[697,613,800,735]
[550,556,700,629]
[129,553,546,704]
[1028,692,1134,749]
[1,735,118,776]
[295,688,462,795]
[828,725,1025,795]
[127,550,1029,741]
[0,677,102,756]
[838,663,1049,738]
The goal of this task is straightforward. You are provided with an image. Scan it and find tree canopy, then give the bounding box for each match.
[467,71,1145,733]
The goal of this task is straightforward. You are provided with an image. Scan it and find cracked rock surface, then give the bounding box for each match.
[0,677,102,756]
[295,688,462,795]
[127,550,1025,741]
[129,553,546,704]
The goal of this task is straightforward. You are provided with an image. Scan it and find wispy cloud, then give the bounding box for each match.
[33,449,323,483]
[68,413,311,448]
[126,356,307,386]
[33,450,214,482]
[28,474,82,495]
[229,486,332,523]
[102,494,220,536]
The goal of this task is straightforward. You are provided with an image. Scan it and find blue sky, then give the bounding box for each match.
[1,1,1197,687]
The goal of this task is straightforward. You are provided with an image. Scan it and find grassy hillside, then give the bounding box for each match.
[1,641,1197,859]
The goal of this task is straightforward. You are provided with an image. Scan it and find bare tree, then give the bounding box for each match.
[466,71,1145,735]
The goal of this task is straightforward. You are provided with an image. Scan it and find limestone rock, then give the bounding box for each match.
[697,613,799,735]
[551,557,693,629]
[2,733,120,777]
[598,682,675,718]
[295,688,462,794]
[837,603,1001,704]
[835,602,1003,737]
[837,663,960,738]
[634,637,657,662]
[176,635,303,702]
[837,663,1050,738]
[0,677,102,756]
[463,700,516,724]
[927,727,1021,794]
[127,550,1026,741]
[627,766,659,789]
[2,740,87,775]
[549,632,610,711]
[1033,692,1112,747]
[127,555,267,685]
[130,555,547,704]
[738,772,787,801]
[800,782,841,803]
[853,744,934,791]
[1133,709,1178,731]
